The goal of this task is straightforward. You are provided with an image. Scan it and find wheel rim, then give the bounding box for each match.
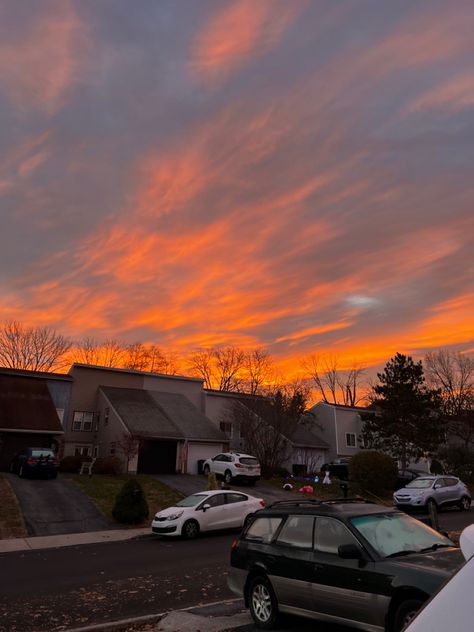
[462,497,470,510]
[252,584,272,623]
[185,522,198,538]
[225,472,231,483]
[402,608,418,627]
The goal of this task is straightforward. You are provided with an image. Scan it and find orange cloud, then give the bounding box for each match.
[191,0,305,83]
[407,73,474,113]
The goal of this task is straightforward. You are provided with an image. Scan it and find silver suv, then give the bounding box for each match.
[202,452,261,486]
[393,475,471,512]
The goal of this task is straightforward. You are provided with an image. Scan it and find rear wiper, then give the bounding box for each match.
[385,550,418,558]
[419,543,453,553]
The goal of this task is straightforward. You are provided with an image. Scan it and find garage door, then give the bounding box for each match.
[187,443,223,474]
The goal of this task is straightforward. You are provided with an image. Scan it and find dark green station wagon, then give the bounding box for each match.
[228,499,463,632]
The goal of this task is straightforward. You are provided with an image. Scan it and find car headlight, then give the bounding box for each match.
[166,511,184,521]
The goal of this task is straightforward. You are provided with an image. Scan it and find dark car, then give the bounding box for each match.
[228,498,463,632]
[321,461,349,480]
[10,448,60,479]
[395,469,426,490]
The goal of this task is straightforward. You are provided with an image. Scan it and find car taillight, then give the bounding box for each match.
[259,500,266,507]
[235,463,244,468]
[27,458,38,465]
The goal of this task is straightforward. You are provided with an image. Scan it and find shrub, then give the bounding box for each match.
[93,457,122,475]
[112,479,149,524]
[59,455,83,473]
[348,451,397,496]
[207,472,218,490]
[429,458,444,475]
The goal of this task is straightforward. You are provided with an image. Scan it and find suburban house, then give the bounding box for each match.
[309,401,372,463]
[205,389,329,474]
[64,364,228,474]
[0,368,72,469]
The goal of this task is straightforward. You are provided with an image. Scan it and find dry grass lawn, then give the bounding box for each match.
[63,473,183,526]
[0,475,27,539]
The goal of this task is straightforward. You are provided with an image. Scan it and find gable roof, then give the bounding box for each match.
[99,386,226,442]
[0,374,63,433]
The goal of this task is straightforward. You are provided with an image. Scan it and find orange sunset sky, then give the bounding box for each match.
[0,0,473,379]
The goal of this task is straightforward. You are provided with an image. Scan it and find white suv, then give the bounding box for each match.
[202,452,261,486]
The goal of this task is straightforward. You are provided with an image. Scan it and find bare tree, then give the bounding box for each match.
[187,349,216,388]
[301,354,367,405]
[0,321,71,371]
[70,337,125,368]
[215,346,245,391]
[123,343,151,371]
[242,348,274,395]
[116,433,141,473]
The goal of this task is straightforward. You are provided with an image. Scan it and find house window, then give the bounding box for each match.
[73,411,95,432]
[104,407,110,426]
[219,421,233,437]
[346,433,357,448]
[74,445,92,457]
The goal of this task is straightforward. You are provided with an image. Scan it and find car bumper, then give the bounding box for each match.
[233,475,260,482]
[152,524,179,535]
[227,567,247,598]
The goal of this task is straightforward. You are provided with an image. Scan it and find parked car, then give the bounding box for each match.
[405,524,474,631]
[10,447,60,479]
[202,452,261,485]
[228,498,463,631]
[393,475,471,512]
[320,461,349,480]
[395,468,427,490]
[151,489,265,539]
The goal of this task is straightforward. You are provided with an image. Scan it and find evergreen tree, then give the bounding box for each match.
[112,479,149,524]
[361,353,443,467]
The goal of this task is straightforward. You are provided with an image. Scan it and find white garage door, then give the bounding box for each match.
[187,443,223,474]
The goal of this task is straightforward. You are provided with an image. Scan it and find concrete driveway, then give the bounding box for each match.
[152,473,292,504]
[6,473,111,536]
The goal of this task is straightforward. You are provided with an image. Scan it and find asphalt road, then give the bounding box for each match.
[5,473,111,536]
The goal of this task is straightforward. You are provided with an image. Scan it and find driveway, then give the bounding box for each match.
[152,473,292,504]
[6,473,111,536]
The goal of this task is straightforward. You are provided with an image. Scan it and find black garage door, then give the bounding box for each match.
[137,440,177,474]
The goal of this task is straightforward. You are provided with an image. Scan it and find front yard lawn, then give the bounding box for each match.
[62,473,183,526]
[268,476,393,505]
[0,475,27,539]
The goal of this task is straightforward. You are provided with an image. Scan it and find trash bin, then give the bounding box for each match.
[197,459,205,475]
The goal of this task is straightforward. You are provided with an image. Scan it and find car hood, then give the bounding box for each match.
[391,548,464,575]
[155,506,188,518]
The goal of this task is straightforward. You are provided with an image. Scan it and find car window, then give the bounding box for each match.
[226,493,248,504]
[245,517,282,543]
[176,494,209,507]
[442,477,458,487]
[315,517,358,554]
[276,515,314,549]
[203,494,225,508]
[406,478,434,489]
[239,457,259,465]
[351,512,453,558]
[31,449,55,458]
[434,478,446,488]
[213,454,224,461]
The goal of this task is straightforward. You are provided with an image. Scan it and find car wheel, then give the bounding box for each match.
[203,465,210,475]
[248,576,279,629]
[181,520,200,539]
[459,495,471,511]
[224,470,232,485]
[392,598,423,632]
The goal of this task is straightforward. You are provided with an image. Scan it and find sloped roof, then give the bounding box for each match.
[0,374,63,433]
[289,424,329,449]
[99,386,226,442]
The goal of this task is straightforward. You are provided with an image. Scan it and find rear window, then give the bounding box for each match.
[245,517,282,543]
[239,458,259,465]
[31,449,55,458]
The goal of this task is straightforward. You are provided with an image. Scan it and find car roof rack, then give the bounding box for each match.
[267,497,374,509]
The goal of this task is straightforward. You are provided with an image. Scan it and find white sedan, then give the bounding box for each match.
[151,489,266,539]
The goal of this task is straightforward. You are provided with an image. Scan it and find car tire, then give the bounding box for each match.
[459,495,471,511]
[248,575,279,629]
[203,465,210,475]
[392,598,424,632]
[224,470,232,485]
[181,520,200,539]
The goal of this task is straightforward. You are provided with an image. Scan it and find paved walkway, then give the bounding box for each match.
[0,526,150,553]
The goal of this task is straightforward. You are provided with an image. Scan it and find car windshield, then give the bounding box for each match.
[405,478,435,489]
[351,512,453,558]
[175,494,209,507]
[31,449,55,458]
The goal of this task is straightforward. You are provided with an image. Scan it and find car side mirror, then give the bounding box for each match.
[434,483,441,489]
[338,544,365,560]
[201,503,211,512]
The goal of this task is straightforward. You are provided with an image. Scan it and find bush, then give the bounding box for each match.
[348,451,397,496]
[93,457,122,475]
[59,455,83,473]
[112,479,149,524]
